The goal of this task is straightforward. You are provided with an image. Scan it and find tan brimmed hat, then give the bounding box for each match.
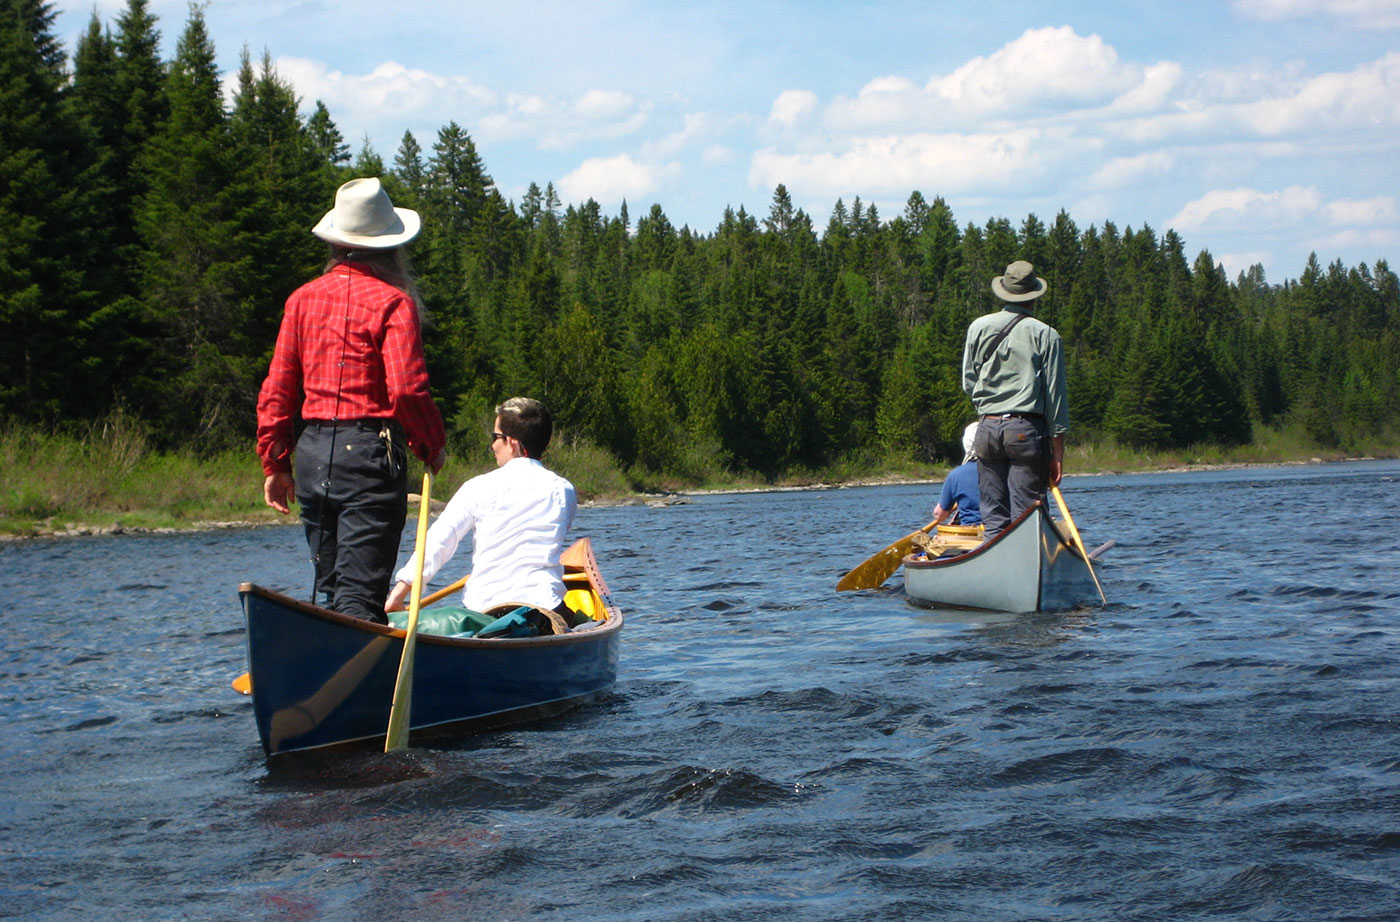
[991,260,1047,302]
[312,177,420,249]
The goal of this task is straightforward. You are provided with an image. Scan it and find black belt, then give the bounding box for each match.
[304,418,395,432]
[982,413,1043,421]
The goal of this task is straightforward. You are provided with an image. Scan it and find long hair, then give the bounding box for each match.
[324,245,426,318]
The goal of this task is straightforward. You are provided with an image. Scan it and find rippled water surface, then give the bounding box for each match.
[2,461,1398,921]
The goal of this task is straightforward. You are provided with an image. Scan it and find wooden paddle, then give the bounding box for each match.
[230,573,469,696]
[1050,483,1107,605]
[385,471,433,752]
[836,518,940,591]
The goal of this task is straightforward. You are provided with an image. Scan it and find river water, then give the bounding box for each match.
[1,461,1397,921]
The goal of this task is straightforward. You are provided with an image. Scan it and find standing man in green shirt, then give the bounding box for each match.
[961,261,1069,539]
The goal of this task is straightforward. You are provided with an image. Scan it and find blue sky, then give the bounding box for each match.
[55,0,1400,282]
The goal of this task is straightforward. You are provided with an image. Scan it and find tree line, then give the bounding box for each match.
[4,0,1397,481]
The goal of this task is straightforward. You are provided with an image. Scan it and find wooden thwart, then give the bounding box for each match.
[911,526,985,558]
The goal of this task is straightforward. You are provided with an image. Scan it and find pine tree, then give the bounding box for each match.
[0,0,91,421]
[307,100,351,170]
[229,49,330,349]
[134,7,239,441]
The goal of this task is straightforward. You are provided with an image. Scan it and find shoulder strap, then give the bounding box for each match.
[979,311,1030,367]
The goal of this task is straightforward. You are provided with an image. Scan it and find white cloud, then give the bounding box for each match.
[558,154,677,205]
[1091,152,1175,188]
[1324,196,1399,225]
[818,26,1178,133]
[276,57,497,144]
[930,26,1139,114]
[1232,0,1400,27]
[823,76,927,127]
[1216,250,1274,278]
[702,144,735,166]
[1102,51,1400,148]
[1312,227,1400,252]
[769,90,819,126]
[1100,62,1184,115]
[642,112,737,159]
[277,56,657,150]
[575,90,636,119]
[749,129,1046,197]
[1169,185,1324,231]
[1234,51,1400,135]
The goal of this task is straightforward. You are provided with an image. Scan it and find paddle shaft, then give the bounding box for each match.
[385,472,434,751]
[1050,484,1107,604]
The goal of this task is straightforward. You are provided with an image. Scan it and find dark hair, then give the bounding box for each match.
[495,397,553,459]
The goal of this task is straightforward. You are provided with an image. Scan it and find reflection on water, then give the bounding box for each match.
[1,460,1398,921]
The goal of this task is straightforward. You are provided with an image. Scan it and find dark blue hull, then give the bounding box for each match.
[240,539,622,756]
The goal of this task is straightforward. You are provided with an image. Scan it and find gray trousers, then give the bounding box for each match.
[974,415,1050,538]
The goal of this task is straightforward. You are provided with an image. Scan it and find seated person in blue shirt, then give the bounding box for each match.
[932,421,982,527]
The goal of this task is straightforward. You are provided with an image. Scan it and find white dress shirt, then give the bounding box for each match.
[396,457,576,613]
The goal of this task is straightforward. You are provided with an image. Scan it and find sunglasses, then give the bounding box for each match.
[491,431,508,445]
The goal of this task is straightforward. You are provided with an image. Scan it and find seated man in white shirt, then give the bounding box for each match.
[385,397,577,632]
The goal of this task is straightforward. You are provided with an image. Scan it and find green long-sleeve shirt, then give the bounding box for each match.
[961,306,1070,436]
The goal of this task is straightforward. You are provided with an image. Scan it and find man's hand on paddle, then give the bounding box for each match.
[264,472,295,515]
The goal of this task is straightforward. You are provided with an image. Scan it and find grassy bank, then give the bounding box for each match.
[1,420,1392,538]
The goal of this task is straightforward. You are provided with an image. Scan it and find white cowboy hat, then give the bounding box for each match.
[991,260,1047,302]
[312,177,420,249]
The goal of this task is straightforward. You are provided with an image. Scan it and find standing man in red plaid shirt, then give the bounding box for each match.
[256,178,447,624]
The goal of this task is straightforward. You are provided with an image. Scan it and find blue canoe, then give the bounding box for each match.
[238,538,622,756]
[901,502,1109,613]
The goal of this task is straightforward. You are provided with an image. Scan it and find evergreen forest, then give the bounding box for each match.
[4,1,1398,486]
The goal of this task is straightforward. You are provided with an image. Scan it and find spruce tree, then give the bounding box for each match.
[135,7,238,442]
[0,0,90,421]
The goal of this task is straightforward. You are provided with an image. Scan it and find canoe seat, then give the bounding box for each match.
[911,531,982,558]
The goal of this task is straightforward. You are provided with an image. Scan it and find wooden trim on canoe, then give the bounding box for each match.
[903,500,1044,570]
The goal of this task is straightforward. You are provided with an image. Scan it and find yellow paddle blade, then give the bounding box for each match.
[836,519,939,591]
[232,672,251,695]
[1050,484,1107,605]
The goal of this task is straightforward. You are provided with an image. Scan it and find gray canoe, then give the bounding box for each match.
[902,502,1107,613]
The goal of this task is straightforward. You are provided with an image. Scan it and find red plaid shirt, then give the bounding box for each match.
[256,263,446,476]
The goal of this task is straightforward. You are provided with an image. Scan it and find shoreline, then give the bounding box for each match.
[3,455,1384,542]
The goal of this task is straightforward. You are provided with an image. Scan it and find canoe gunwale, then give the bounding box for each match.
[901,500,1052,574]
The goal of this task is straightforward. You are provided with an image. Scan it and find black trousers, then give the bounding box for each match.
[294,423,407,624]
[974,415,1050,539]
